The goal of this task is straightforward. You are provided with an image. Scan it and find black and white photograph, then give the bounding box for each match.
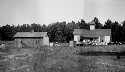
[1,0,125,72]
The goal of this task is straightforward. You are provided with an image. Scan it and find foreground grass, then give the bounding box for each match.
[31,46,79,72]
[31,46,125,72]
[0,60,9,72]
[1,43,125,72]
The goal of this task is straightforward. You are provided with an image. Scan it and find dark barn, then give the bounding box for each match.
[14,30,49,48]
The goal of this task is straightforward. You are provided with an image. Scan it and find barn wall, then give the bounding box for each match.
[15,38,43,48]
[43,37,49,46]
[15,38,22,48]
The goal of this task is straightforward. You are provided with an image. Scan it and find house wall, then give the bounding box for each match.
[74,35,80,42]
[99,36,110,43]
[100,36,104,42]
[104,36,110,43]
[96,36,100,42]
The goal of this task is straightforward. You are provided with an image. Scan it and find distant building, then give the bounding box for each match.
[14,30,49,48]
[73,21,111,43]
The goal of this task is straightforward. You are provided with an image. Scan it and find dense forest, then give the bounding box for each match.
[0,17,125,43]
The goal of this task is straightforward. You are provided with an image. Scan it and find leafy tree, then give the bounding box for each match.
[0,18,125,43]
[66,21,79,41]
[41,24,48,32]
[31,23,42,32]
[112,21,120,42]
[121,21,125,42]
[0,24,16,40]
[103,19,113,29]
[48,21,68,42]
[76,19,89,29]
[93,17,103,29]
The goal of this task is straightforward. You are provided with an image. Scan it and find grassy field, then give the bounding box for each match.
[1,42,125,72]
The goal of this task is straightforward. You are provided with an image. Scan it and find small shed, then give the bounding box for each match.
[13,30,49,48]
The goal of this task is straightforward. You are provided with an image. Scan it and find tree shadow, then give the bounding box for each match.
[78,51,118,56]
[77,51,125,59]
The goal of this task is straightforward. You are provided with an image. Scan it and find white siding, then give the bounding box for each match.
[74,35,80,42]
[90,25,95,30]
[104,36,110,42]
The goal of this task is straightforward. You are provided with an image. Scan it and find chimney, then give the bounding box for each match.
[31,29,34,33]
[89,21,95,30]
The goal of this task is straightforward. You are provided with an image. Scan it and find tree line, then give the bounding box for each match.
[0,17,125,43]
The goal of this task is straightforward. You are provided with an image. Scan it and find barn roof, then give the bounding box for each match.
[73,29,111,36]
[14,32,47,38]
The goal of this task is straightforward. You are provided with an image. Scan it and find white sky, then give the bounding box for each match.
[0,0,125,26]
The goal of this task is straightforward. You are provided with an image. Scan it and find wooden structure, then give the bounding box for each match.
[73,21,111,45]
[14,30,49,48]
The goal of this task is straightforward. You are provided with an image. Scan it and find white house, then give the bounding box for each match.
[73,21,111,44]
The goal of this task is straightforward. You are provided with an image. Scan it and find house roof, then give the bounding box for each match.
[14,32,47,38]
[73,29,111,36]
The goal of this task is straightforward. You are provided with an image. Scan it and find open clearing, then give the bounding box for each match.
[1,42,125,72]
